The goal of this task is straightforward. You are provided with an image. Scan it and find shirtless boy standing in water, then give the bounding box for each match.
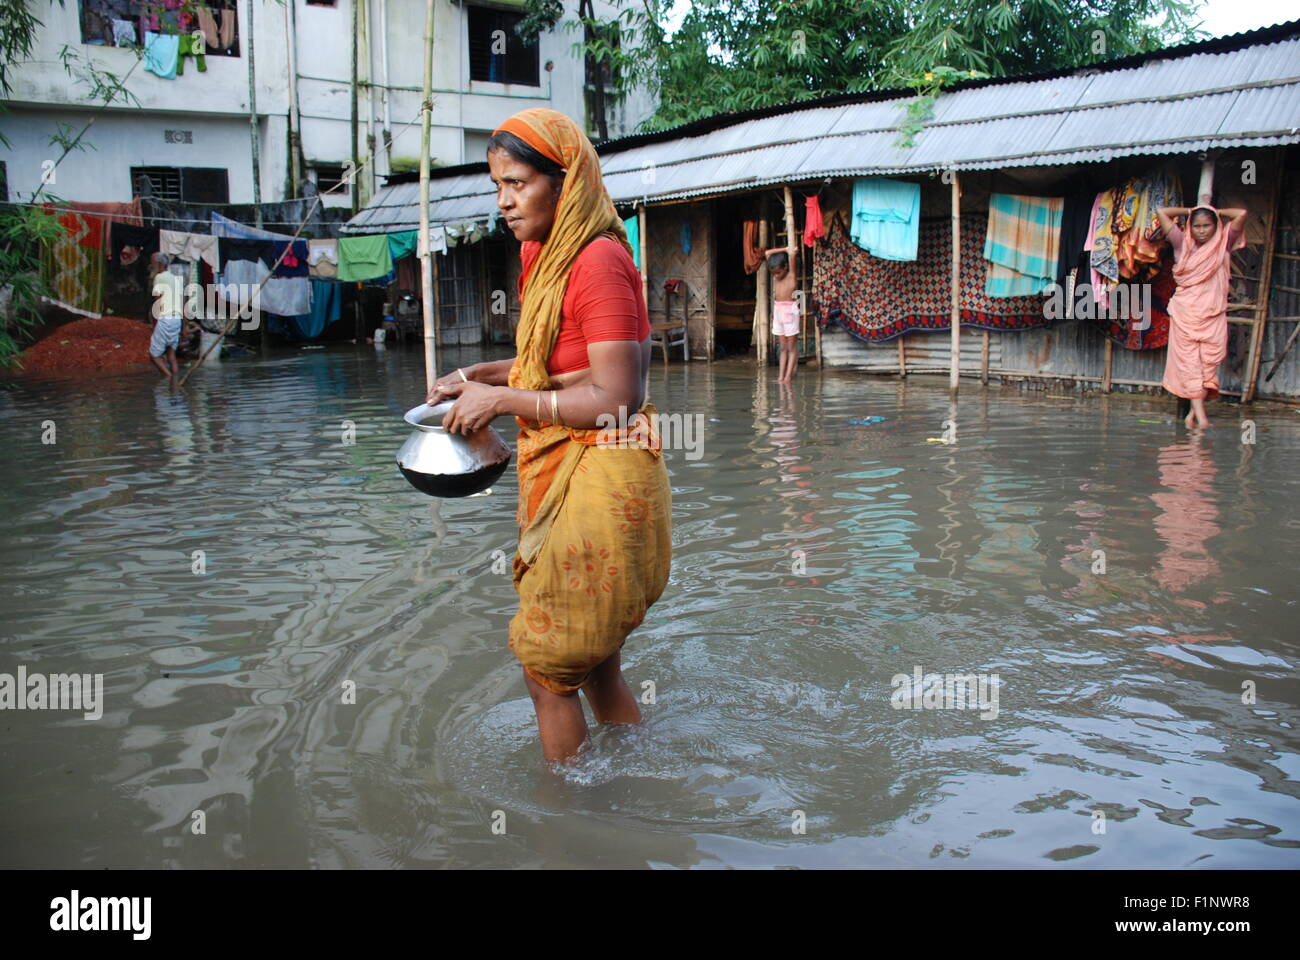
[765,246,799,382]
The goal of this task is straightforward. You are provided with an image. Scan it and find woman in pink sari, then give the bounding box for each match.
[1155,202,1248,428]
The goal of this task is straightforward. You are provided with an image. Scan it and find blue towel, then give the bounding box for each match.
[680,222,692,254]
[850,178,920,261]
[143,32,179,80]
[284,281,341,340]
[623,214,640,269]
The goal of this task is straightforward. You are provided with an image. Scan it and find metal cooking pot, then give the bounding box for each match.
[396,400,512,498]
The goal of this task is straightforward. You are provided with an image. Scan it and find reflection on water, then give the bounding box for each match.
[0,347,1297,868]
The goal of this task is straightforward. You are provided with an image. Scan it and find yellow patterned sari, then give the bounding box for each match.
[496,108,672,695]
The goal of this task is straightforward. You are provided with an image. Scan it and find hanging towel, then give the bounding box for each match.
[195,6,220,49]
[680,222,692,255]
[742,220,765,274]
[850,178,921,260]
[428,225,447,255]
[271,239,309,277]
[175,31,207,74]
[284,281,342,340]
[143,31,180,79]
[337,235,394,282]
[220,258,313,317]
[308,239,338,278]
[387,230,419,262]
[618,214,640,270]
[804,195,825,247]
[984,193,1063,297]
[159,229,220,272]
[111,19,137,47]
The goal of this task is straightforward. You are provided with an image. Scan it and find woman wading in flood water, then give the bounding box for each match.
[427,108,672,766]
[1155,201,1248,428]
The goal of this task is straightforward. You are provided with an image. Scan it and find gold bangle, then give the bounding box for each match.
[535,391,541,422]
[550,389,560,425]
[457,368,468,382]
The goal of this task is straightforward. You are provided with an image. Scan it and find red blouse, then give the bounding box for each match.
[518,236,650,375]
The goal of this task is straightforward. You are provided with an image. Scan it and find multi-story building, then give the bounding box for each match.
[2,0,658,209]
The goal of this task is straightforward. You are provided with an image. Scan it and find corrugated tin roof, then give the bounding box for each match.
[344,28,1300,234]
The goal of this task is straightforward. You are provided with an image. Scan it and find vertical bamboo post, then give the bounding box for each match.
[756,217,769,365]
[284,0,302,197]
[350,0,360,216]
[1102,338,1113,393]
[898,336,906,378]
[783,184,797,358]
[1243,164,1282,403]
[1196,157,1215,206]
[418,0,437,390]
[980,331,989,385]
[247,0,261,226]
[812,233,823,367]
[949,173,961,395]
[638,202,648,321]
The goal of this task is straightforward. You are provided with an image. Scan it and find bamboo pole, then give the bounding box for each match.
[980,331,989,385]
[898,337,906,379]
[783,184,797,362]
[418,0,437,391]
[247,0,261,226]
[639,203,648,319]
[756,217,769,365]
[350,0,360,216]
[812,238,823,367]
[1243,163,1283,403]
[1102,338,1114,393]
[284,0,302,197]
[949,174,961,394]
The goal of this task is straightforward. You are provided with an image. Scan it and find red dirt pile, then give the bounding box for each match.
[14,316,155,375]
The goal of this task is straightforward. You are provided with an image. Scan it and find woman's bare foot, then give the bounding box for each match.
[1184,410,1196,429]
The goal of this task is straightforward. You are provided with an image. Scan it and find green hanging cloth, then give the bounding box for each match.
[175,31,207,74]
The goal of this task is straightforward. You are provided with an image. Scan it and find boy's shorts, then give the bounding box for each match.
[773,300,800,337]
[150,316,182,357]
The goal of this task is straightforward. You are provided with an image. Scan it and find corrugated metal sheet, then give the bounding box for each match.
[345,33,1300,232]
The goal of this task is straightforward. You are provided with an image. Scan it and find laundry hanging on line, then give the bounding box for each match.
[804,195,826,247]
[983,193,1063,297]
[850,178,921,261]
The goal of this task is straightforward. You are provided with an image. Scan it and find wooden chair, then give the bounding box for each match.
[652,278,689,365]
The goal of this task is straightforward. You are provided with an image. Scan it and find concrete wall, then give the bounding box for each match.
[4,0,657,208]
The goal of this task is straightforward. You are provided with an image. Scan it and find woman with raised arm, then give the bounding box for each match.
[426,108,672,766]
[1155,201,1248,428]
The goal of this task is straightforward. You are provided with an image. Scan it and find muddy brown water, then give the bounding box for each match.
[0,345,1296,868]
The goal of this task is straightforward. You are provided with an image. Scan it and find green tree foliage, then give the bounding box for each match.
[527,0,1206,135]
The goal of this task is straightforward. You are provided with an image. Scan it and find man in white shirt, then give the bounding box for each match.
[149,253,184,378]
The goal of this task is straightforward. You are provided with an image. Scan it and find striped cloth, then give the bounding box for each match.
[984,193,1063,297]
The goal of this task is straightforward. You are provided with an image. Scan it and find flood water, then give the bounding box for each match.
[1,344,1297,869]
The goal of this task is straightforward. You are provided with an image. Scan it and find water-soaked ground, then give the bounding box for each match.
[0,344,1296,869]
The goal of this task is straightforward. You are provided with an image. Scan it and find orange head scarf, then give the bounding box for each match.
[492,108,633,392]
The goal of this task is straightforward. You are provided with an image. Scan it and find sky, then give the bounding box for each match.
[660,0,1297,40]
[1193,0,1296,36]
